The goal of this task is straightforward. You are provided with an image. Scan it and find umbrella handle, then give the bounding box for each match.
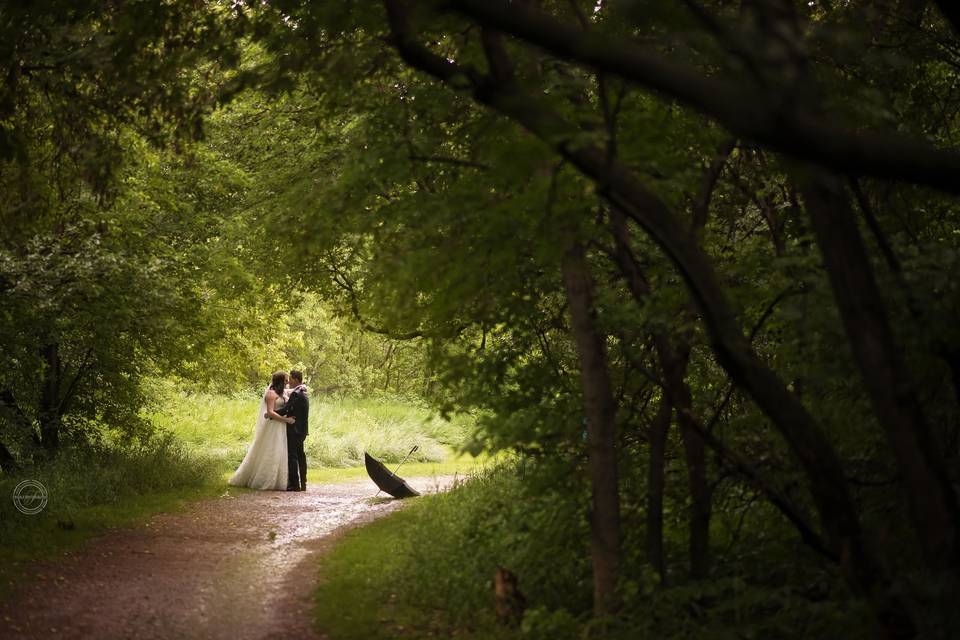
[374,445,419,497]
[391,445,419,476]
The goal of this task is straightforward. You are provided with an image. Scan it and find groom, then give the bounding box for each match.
[278,370,309,491]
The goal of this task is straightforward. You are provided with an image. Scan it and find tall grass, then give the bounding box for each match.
[147,387,473,470]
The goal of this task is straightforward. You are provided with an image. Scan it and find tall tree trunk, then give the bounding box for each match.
[609,203,714,580]
[561,241,622,616]
[39,342,62,455]
[381,13,913,632]
[659,346,711,579]
[798,171,960,569]
[647,394,672,584]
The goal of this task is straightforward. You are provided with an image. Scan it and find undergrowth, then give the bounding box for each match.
[314,461,881,640]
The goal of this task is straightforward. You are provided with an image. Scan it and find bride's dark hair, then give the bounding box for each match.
[270,371,288,397]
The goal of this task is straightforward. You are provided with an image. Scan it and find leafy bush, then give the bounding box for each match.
[383,461,593,630]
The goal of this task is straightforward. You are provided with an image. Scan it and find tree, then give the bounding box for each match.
[238,0,960,633]
[0,1,257,461]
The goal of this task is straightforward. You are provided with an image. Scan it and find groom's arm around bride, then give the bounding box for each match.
[278,370,309,491]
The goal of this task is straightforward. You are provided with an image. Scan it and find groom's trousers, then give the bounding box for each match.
[286,429,307,490]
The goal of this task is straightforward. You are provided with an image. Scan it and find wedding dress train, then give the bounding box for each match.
[228,388,288,490]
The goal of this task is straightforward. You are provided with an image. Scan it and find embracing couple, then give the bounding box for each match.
[228,370,309,492]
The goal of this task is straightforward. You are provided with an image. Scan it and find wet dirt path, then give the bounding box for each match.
[0,476,453,639]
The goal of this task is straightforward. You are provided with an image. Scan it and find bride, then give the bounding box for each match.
[228,371,296,491]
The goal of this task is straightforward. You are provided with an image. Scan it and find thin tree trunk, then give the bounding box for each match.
[39,342,62,454]
[660,346,711,579]
[610,203,715,579]
[647,394,671,584]
[382,343,395,391]
[798,171,960,569]
[561,241,622,616]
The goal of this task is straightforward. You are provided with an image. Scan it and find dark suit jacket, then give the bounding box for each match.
[278,387,309,437]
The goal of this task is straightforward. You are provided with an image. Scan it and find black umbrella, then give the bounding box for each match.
[364,447,421,498]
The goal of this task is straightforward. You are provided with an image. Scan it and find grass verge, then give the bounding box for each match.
[313,466,529,640]
[313,505,499,640]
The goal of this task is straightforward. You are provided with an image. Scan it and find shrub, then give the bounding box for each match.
[351,458,877,639]
[385,460,593,630]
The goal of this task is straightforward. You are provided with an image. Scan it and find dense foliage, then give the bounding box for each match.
[238,1,960,636]
[317,463,876,639]
[0,0,255,463]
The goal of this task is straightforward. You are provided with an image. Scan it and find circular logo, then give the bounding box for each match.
[12,479,48,515]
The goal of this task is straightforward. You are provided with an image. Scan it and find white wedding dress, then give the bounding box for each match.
[228,388,289,490]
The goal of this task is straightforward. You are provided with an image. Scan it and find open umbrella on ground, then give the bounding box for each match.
[364,448,421,498]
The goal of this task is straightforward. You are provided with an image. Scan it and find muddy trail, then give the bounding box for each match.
[0,476,454,639]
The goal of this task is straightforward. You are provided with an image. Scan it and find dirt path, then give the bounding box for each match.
[0,476,453,639]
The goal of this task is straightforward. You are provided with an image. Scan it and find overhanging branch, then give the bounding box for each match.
[441,0,960,194]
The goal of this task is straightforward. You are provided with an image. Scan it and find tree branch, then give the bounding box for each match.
[324,259,427,340]
[691,137,736,233]
[58,347,95,413]
[442,0,960,194]
[389,0,867,554]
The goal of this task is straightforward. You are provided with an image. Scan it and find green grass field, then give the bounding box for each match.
[149,389,475,471]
